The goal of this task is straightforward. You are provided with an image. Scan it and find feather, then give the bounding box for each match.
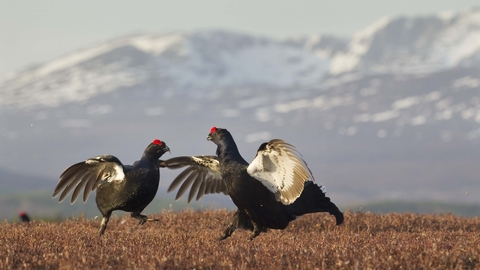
[247,139,313,205]
[165,156,225,201]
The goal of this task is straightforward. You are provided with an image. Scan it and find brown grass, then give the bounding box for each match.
[1,210,480,269]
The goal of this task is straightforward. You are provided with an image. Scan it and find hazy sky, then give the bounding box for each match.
[0,0,478,75]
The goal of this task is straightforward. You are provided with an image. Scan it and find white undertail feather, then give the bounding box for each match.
[247,139,313,205]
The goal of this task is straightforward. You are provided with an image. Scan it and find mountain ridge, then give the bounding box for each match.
[2,9,480,109]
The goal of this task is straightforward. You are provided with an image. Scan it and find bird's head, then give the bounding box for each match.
[146,139,170,159]
[207,126,229,144]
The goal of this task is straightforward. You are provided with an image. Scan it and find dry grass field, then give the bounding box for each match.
[1,210,480,269]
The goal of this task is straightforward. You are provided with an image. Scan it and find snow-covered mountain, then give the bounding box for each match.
[0,30,330,109]
[330,9,480,74]
[1,9,480,211]
[2,9,480,110]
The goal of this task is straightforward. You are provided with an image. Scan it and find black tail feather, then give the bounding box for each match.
[286,181,344,225]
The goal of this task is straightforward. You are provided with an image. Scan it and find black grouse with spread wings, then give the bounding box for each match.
[53,139,170,235]
[163,127,343,240]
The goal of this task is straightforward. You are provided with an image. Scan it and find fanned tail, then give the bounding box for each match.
[286,181,344,225]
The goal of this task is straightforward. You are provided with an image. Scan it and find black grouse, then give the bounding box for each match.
[53,139,170,235]
[19,211,30,223]
[162,127,343,240]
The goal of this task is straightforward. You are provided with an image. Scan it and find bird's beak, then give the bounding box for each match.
[207,134,212,141]
[165,146,171,153]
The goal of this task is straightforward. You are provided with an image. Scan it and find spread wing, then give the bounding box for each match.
[162,156,225,203]
[247,139,313,205]
[52,155,126,204]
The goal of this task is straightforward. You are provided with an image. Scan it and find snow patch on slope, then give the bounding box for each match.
[330,9,480,75]
[330,17,391,75]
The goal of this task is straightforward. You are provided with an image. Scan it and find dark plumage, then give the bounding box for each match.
[53,139,170,235]
[19,211,30,223]
[162,127,343,240]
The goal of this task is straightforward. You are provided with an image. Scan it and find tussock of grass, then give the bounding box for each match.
[1,210,480,269]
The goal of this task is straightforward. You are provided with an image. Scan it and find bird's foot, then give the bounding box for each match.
[146,218,160,223]
[220,226,235,240]
[131,213,148,225]
[248,230,261,241]
[131,213,157,225]
[99,226,106,236]
[219,233,230,241]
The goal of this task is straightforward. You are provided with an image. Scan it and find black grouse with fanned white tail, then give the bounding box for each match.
[53,139,170,235]
[162,127,343,240]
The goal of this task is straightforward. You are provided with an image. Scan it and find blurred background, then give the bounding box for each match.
[1,1,480,221]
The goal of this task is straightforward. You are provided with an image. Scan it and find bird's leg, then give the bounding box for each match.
[248,222,262,241]
[328,203,344,225]
[131,212,159,225]
[220,210,259,240]
[99,212,111,236]
[220,224,236,240]
[220,210,246,240]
